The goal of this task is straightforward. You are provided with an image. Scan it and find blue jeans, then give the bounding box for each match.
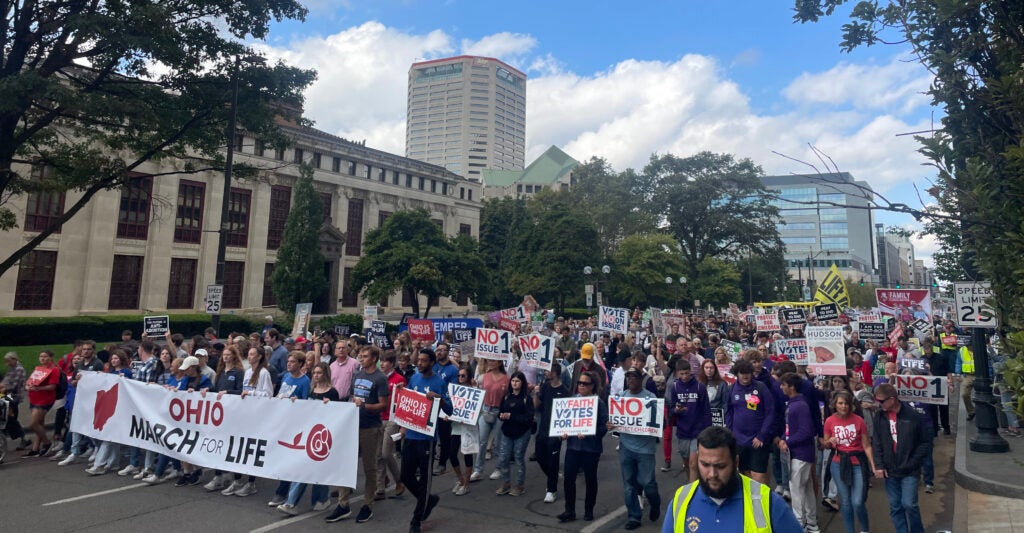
[498,431,530,486]
[473,408,502,473]
[286,482,329,507]
[154,454,182,476]
[1000,389,1020,427]
[619,447,660,522]
[922,450,934,486]
[885,475,924,533]
[830,461,869,533]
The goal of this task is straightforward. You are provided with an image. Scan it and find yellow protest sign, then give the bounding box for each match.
[814,264,850,309]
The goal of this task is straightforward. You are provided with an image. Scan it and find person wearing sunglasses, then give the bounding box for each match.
[557,370,608,523]
[870,383,930,533]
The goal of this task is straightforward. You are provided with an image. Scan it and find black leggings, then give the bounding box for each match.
[535,436,562,493]
[4,403,25,440]
[447,434,473,469]
[564,450,600,515]
[53,406,68,437]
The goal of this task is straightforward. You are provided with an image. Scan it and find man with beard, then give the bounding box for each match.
[661,426,802,533]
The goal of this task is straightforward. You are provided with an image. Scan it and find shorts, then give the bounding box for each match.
[738,444,770,474]
[675,436,698,459]
[30,403,53,412]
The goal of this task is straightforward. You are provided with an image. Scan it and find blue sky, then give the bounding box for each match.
[258,0,940,263]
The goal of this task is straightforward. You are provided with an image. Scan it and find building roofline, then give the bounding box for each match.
[411,55,526,78]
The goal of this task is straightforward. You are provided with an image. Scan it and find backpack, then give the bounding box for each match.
[55,370,69,400]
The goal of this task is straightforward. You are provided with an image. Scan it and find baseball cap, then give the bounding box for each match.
[193,348,208,358]
[580,343,595,360]
[284,337,295,344]
[180,356,200,370]
[295,336,308,344]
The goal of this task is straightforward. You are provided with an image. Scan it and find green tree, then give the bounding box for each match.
[569,157,657,258]
[270,165,326,315]
[845,277,879,309]
[611,233,687,308]
[502,189,601,313]
[739,247,793,304]
[793,2,1024,338]
[642,152,783,281]
[0,0,316,277]
[351,209,485,318]
[477,197,529,309]
[692,258,744,308]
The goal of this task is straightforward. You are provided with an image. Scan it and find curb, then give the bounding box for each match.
[952,399,1024,499]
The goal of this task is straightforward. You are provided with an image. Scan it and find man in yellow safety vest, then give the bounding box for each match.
[661,426,801,533]
[957,344,976,420]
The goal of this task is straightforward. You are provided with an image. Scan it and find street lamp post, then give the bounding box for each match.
[211,55,243,338]
[584,265,611,311]
[665,276,686,310]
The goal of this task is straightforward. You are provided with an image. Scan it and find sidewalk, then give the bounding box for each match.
[953,393,1024,532]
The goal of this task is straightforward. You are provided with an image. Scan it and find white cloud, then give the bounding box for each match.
[460,32,536,65]
[782,56,932,115]
[257,22,937,196]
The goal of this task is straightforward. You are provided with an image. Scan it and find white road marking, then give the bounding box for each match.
[581,504,627,533]
[42,482,148,506]
[249,493,366,533]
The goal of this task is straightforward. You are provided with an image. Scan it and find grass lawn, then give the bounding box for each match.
[0,343,122,376]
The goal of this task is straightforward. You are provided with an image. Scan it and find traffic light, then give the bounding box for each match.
[932,281,938,288]
[895,281,902,289]
[859,278,865,287]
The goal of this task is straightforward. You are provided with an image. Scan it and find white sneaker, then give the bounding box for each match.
[452,481,461,494]
[268,495,286,507]
[455,484,469,496]
[312,500,331,512]
[544,491,556,503]
[57,453,79,466]
[133,469,151,480]
[86,447,98,463]
[85,465,107,476]
[204,474,227,491]
[221,480,243,496]
[234,482,257,497]
[118,465,140,477]
[469,470,482,482]
[277,503,298,516]
[489,469,501,480]
[50,450,66,461]
[160,469,181,482]
[142,474,163,485]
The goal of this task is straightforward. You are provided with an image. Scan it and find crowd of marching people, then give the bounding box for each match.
[0,308,1014,533]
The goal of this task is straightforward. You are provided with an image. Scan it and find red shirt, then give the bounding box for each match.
[381,370,406,421]
[824,413,868,465]
[26,364,60,407]
[854,361,873,386]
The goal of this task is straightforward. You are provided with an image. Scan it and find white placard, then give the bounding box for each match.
[609,396,664,437]
[549,396,598,437]
[517,333,555,371]
[599,305,629,334]
[447,383,484,425]
[474,327,512,361]
[805,326,847,376]
[894,375,949,405]
[775,338,808,365]
[71,372,358,487]
[755,313,781,332]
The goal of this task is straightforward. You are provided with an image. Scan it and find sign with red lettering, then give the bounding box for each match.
[894,375,949,405]
[517,333,555,371]
[599,305,629,334]
[500,305,527,322]
[775,338,808,365]
[390,385,440,435]
[446,383,484,425]
[474,327,512,361]
[608,396,664,437]
[497,317,520,333]
[755,313,781,332]
[805,326,846,376]
[71,372,359,487]
[407,319,435,342]
[549,396,598,437]
[876,289,932,323]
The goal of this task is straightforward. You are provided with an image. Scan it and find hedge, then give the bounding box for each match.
[0,314,259,346]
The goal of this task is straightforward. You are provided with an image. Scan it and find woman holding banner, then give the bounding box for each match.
[448,365,476,496]
[557,370,609,523]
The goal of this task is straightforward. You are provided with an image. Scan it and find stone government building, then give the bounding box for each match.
[0,123,483,317]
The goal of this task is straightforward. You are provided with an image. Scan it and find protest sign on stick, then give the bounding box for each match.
[549,396,598,437]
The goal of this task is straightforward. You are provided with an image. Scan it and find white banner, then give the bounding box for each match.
[894,375,949,405]
[549,396,598,437]
[474,327,512,361]
[609,396,664,437]
[599,305,629,334]
[517,333,555,371]
[447,383,484,426]
[805,326,847,376]
[71,373,358,487]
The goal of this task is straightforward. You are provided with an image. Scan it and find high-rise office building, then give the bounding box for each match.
[761,172,876,289]
[406,56,526,180]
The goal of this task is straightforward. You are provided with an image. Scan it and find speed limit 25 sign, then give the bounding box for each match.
[953,281,996,328]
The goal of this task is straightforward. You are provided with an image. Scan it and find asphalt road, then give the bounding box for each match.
[0,427,956,533]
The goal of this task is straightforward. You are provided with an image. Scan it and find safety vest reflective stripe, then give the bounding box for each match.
[671,476,772,533]
[960,346,975,374]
